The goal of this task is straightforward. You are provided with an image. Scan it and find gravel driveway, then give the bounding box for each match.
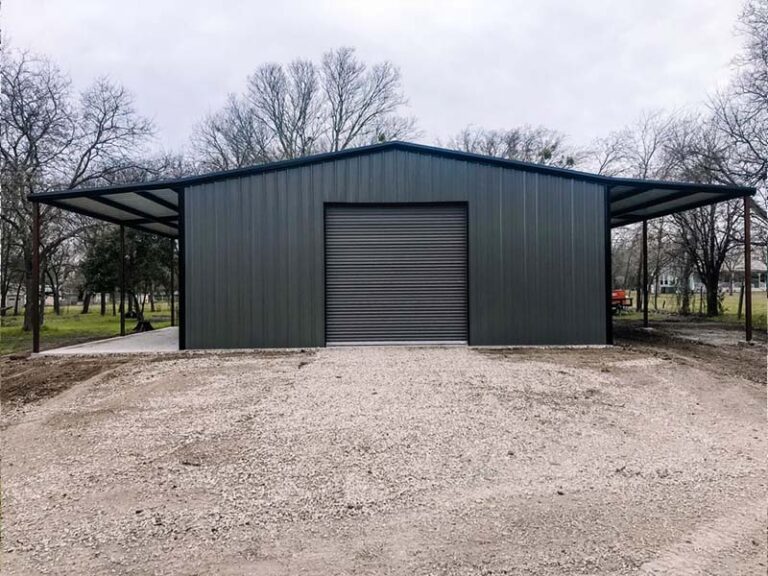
[2,344,765,575]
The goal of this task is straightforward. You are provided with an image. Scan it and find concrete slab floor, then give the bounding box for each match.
[40,327,179,355]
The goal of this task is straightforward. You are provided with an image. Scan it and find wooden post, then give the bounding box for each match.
[32,202,41,353]
[642,219,649,328]
[744,196,752,342]
[119,225,126,337]
[170,238,175,327]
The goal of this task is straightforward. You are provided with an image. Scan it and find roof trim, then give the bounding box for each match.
[610,188,751,227]
[30,141,755,202]
[27,141,756,233]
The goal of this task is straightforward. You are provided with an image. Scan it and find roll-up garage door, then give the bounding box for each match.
[325,204,468,344]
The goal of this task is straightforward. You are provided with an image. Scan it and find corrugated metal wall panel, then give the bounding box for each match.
[325,205,468,344]
[184,148,607,348]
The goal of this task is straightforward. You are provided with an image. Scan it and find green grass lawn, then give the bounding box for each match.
[3,292,764,356]
[615,290,768,330]
[1,303,173,356]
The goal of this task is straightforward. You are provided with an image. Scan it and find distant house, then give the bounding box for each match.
[729,259,768,291]
[653,257,767,295]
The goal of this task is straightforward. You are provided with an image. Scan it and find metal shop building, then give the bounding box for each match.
[29,142,756,350]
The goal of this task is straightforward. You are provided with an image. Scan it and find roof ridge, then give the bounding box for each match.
[29,140,756,200]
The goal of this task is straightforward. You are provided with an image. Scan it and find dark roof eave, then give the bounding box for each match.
[27,140,757,202]
[608,176,757,195]
[610,188,753,228]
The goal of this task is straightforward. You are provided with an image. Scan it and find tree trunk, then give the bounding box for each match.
[46,269,61,315]
[635,256,643,312]
[81,292,91,314]
[705,279,720,317]
[652,220,664,312]
[133,292,155,332]
[22,258,35,331]
[738,283,745,319]
[680,261,692,316]
[149,290,155,312]
[133,293,143,322]
[13,279,23,316]
[41,274,47,321]
[100,292,106,315]
[0,267,9,317]
[622,250,633,292]
[0,267,10,316]
[112,291,116,316]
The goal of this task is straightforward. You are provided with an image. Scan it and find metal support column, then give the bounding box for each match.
[744,197,752,342]
[605,185,613,345]
[642,219,649,328]
[170,238,175,327]
[32,202,41,353]
[178,189,185,350]
[119,225,126,337]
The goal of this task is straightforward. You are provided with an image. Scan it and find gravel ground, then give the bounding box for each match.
[1,343,765,575]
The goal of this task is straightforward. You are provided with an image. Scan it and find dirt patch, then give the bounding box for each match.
[479,345,631,371]
[1,355,129,408]
[1,349,312,411]
[614,320,767,385]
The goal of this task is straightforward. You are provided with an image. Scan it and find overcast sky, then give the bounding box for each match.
[6,0,745,154]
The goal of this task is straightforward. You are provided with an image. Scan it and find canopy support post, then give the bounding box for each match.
[642,219,649,328]
[605,185,613,345]
[744,197,752,342]
[170,238,175,327]
[32,202,41,353]
[178,190,186,350]
[119,225,126,337]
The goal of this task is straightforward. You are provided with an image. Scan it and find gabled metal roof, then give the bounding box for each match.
[28,141,756,237]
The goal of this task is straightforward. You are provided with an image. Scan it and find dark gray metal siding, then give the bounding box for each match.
[325,204,468,344]
[184,149,607,348]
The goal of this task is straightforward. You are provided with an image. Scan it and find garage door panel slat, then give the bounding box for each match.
[325,204,468,344]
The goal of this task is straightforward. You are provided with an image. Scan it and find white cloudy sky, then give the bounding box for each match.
[5,0,744,153]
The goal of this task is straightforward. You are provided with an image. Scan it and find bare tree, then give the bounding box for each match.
[587,131,631,176]
[446,125,581,167]
[0,215,24,315]
[192,95,271,171]
[711,0,768,259]
[247,60,324,159]
[673,202,741,315]
[585,113,672,306]
[44,239,78,315]
[0,50,153,332]
[191,47,418,167]
[711,0,768,187]
[322,47,416,150]
[621,110,678,179]
[666,117,745,315]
